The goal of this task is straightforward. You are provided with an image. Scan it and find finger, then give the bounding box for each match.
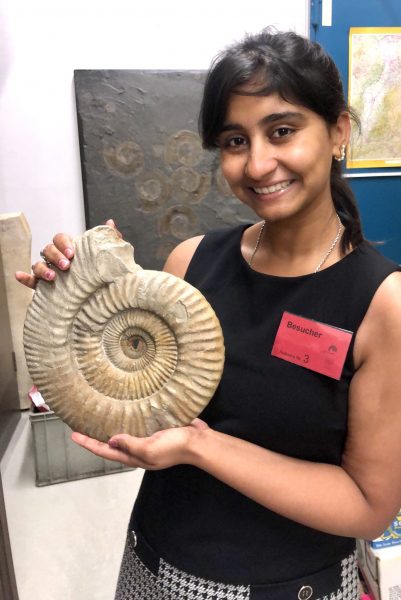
[71,432,146,468]
[15,271,39,289]
[108,433,145,455]
[52,233,74,259]
[71,431,111,455]
[41,242,71,270]
[108,434,156,467]
[31,260,56,281]
[191,418,209,431]
[104,219,123,239]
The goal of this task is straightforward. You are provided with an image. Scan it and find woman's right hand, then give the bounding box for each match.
[15,218,120,289]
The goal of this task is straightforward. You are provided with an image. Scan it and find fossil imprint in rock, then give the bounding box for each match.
[23,226,224,441]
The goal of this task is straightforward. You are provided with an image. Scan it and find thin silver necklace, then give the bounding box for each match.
[247,215,343,273]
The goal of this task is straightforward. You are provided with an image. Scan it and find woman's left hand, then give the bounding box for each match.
[71,418,209,470]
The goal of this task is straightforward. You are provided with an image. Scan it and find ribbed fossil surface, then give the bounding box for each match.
[24,226,224,441]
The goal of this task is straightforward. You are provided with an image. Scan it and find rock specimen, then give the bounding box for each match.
[24,226,224,441]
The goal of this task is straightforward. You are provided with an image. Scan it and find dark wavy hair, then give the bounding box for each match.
[199,29,364,251]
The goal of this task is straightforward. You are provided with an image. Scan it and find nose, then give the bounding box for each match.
[245,140,278,180]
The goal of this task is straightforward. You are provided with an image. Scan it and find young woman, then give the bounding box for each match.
[17,30,401,600]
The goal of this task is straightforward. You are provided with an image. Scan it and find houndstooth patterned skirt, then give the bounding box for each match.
[114,530,360,600]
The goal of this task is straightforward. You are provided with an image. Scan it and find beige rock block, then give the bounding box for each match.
[0,247,20,422]
[0,213,33,409]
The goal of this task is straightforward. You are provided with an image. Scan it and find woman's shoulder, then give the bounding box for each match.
[163,235,205,279]
[162,224,250,279]
[353,268,401,368]
[366,269,401,323]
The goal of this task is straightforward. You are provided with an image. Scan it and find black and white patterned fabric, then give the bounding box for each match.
[115,541,249,600]
[157,558,250,600]
[114,535,359,600]
[116,549,160,600]
[338,552,360,600]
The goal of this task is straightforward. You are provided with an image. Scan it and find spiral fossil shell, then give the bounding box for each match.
[24,226,224,441]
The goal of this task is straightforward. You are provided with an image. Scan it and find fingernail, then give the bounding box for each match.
[58,259,69,269]
[45,271,55,280]
[108,439,120,449]
[64,247,74,259]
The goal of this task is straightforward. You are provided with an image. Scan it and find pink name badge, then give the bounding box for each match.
[271,312,353,380]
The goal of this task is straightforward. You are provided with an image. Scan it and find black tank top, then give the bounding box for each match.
[132,224,400,585]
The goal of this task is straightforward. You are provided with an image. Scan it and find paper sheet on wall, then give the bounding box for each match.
[347,27,401,169]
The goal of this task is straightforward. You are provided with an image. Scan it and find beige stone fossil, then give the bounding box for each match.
[23,226,224,441]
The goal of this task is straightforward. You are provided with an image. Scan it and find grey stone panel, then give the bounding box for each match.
[74,70,255,271]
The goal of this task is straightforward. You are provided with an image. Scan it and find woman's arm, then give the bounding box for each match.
[187,271,401,540]
[73,269,401,541]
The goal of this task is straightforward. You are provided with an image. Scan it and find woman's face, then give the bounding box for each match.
[217,92,346,225]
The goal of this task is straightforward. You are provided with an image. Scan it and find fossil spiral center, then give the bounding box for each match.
[119,328,153,361]
[124,334,146,356]
[72,306,178,401]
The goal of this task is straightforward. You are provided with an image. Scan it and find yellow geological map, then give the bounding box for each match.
[347,27,401,169]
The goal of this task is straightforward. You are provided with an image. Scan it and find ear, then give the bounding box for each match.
[331,112,351,157]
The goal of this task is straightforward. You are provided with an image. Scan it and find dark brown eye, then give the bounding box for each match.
[229,136,246,146]
[272,127,294,139]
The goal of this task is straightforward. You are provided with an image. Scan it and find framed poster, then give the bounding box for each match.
[347,27,401,169]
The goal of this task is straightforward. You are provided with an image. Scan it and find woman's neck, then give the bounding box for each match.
[245,211,345,276]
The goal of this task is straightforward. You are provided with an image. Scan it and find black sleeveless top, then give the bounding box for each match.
[132,225,400,585]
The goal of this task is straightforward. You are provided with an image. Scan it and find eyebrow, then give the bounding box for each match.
[220,111,307,133]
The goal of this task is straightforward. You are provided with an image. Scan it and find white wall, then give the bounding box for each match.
[0,0,308,263]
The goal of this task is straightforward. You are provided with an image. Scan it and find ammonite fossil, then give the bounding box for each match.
[103,141,144,177]
[24,226,224,441]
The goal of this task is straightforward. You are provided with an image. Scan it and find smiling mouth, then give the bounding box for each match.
[252,180,294,194]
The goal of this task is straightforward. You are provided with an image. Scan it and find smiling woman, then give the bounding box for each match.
[16,29,401,600]
[216,94,343,238]
[199,30,363,274]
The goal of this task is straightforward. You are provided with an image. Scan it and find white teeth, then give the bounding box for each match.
[253,180,292,194]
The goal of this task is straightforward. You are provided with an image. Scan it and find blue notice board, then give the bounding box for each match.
[310,0,401,262]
